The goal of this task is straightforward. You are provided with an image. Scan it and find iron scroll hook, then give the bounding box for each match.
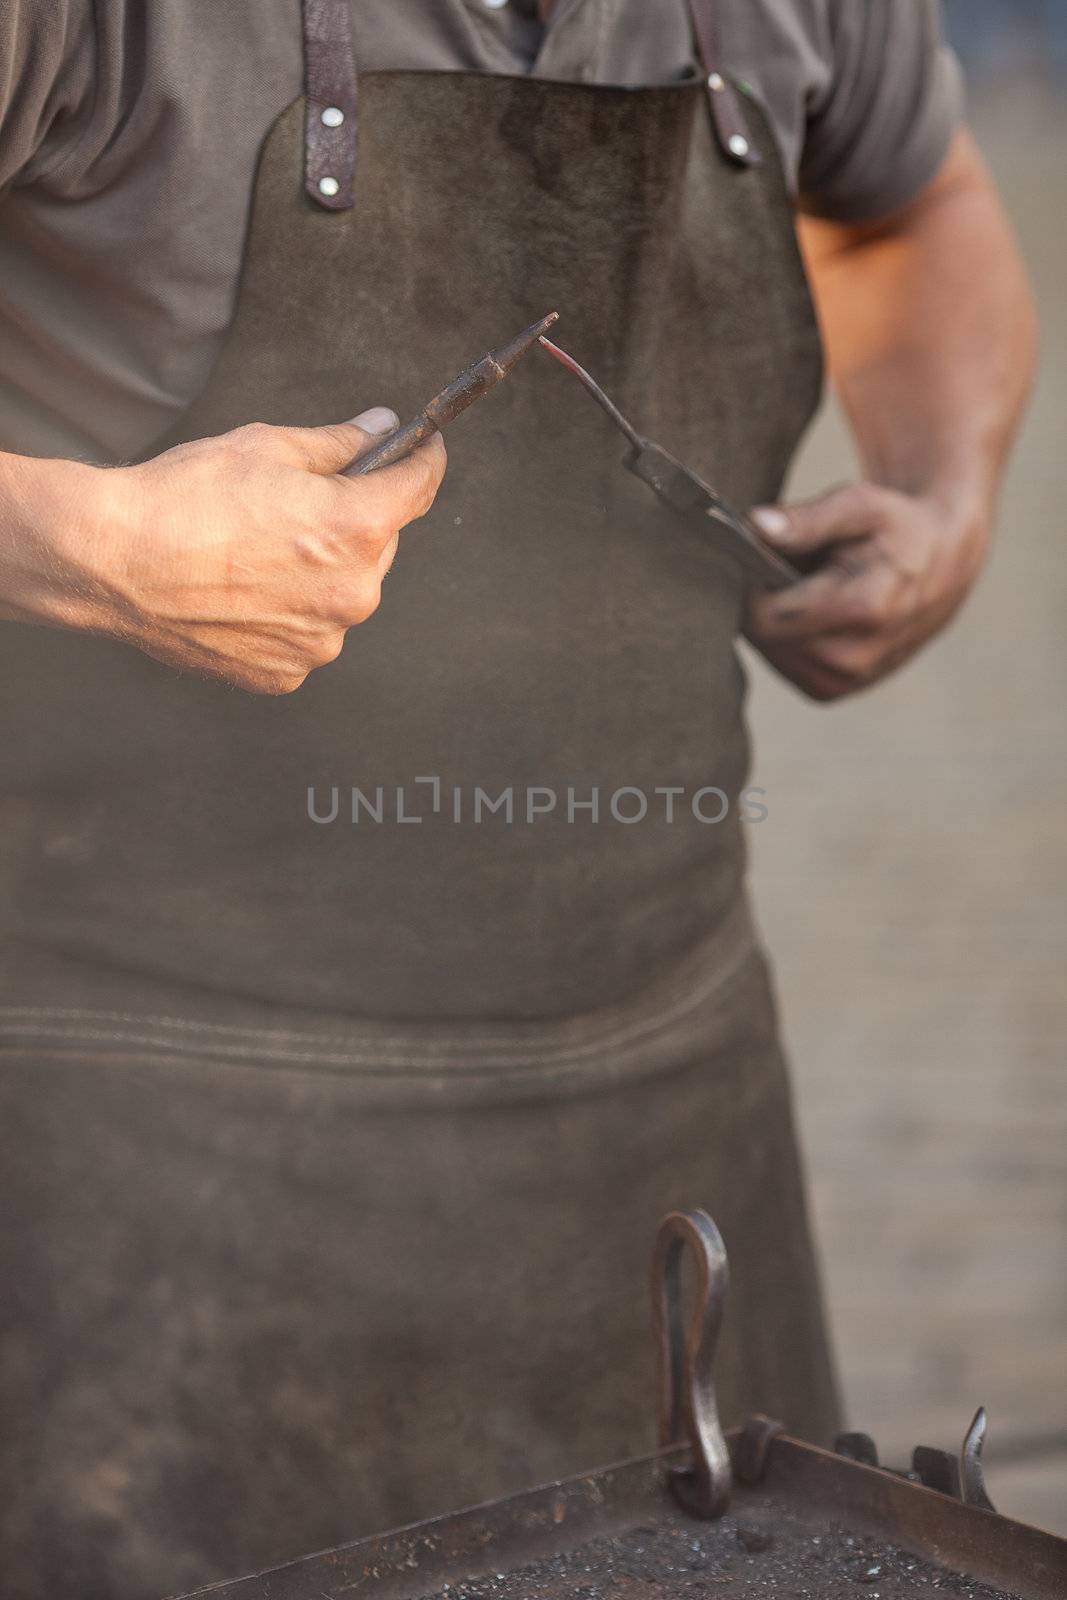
[652,1209,733,1519]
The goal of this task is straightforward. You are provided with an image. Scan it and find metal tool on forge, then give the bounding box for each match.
[175,1209,1067,1600]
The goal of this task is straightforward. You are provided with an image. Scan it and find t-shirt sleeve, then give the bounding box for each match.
[0,0,96,192]
[798,0,965,223]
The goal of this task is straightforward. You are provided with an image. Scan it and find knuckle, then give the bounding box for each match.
[369,517,399,548]
[413,480,439,521]
[308,631,346,669]
[230,421,275,451]
[359,517,399,554]
[816,637,873,685]
[854,592,891,630]
[356,580,383,622]
[779,651,853,703]
[244,668,307,697]
[803,677,847,704]
[792,671,829,703]
[272,670,310,696]
[339,576,382,624]
[770,653,845,705]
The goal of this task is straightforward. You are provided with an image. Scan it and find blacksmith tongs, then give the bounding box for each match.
[539,336,800,590]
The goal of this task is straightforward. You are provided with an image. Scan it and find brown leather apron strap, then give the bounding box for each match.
[686,0,762,168]
[300,0,755,207]
[302,0,359,211]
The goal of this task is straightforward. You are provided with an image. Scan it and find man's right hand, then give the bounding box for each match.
[0,407,446,695]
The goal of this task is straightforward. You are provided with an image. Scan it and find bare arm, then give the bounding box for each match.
[747,129,1037,700]
[0,411,446,695]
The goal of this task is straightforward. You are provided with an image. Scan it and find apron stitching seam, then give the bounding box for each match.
[0,939,755,1069]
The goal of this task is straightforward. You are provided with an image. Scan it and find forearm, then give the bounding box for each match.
[748,132,1036,700]
[798,130,1037,539]
[0,413,445,694]
[0,449,120,631]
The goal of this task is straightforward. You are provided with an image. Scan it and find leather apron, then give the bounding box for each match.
[0,5,838,1595]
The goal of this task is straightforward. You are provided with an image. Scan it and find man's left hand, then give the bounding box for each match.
[744,484,987,702]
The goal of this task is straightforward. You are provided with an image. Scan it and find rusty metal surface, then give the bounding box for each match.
[169,1432,1067,1600]
[839,1408,997,1513]
[349,311,558,474]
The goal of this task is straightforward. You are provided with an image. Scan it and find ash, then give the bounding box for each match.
[416,1505,1022,1600]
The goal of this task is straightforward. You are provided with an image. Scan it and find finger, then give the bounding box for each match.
[270,407,401,475]
[333,432,447,550]
[755,638,867,704]
[809,633,880,684]
[748,551,896,643]
[750,483,894,557]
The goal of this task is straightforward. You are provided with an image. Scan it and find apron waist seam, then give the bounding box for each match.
[0,902,761,1081]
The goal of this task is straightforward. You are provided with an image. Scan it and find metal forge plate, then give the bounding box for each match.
[172,1433,1067,1600]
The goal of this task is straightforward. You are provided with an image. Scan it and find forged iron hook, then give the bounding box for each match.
[651,1208,732,1519]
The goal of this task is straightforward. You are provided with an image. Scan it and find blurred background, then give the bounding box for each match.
[745,2,1066,1535]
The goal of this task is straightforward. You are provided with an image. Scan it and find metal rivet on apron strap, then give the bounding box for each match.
[689,0,762,168]
[302,0,358,210]
[299,0,754,209]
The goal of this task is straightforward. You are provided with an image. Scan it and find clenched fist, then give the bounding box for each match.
[745,483,987,702]
[0,408,446,695]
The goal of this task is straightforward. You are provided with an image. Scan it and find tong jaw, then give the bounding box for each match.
[626,441,799,590]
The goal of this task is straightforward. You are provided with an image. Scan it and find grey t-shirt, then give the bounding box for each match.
[0,0,962,463]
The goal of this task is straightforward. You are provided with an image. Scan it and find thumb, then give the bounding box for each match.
[750,484,881,556]
[278,406,400,475]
